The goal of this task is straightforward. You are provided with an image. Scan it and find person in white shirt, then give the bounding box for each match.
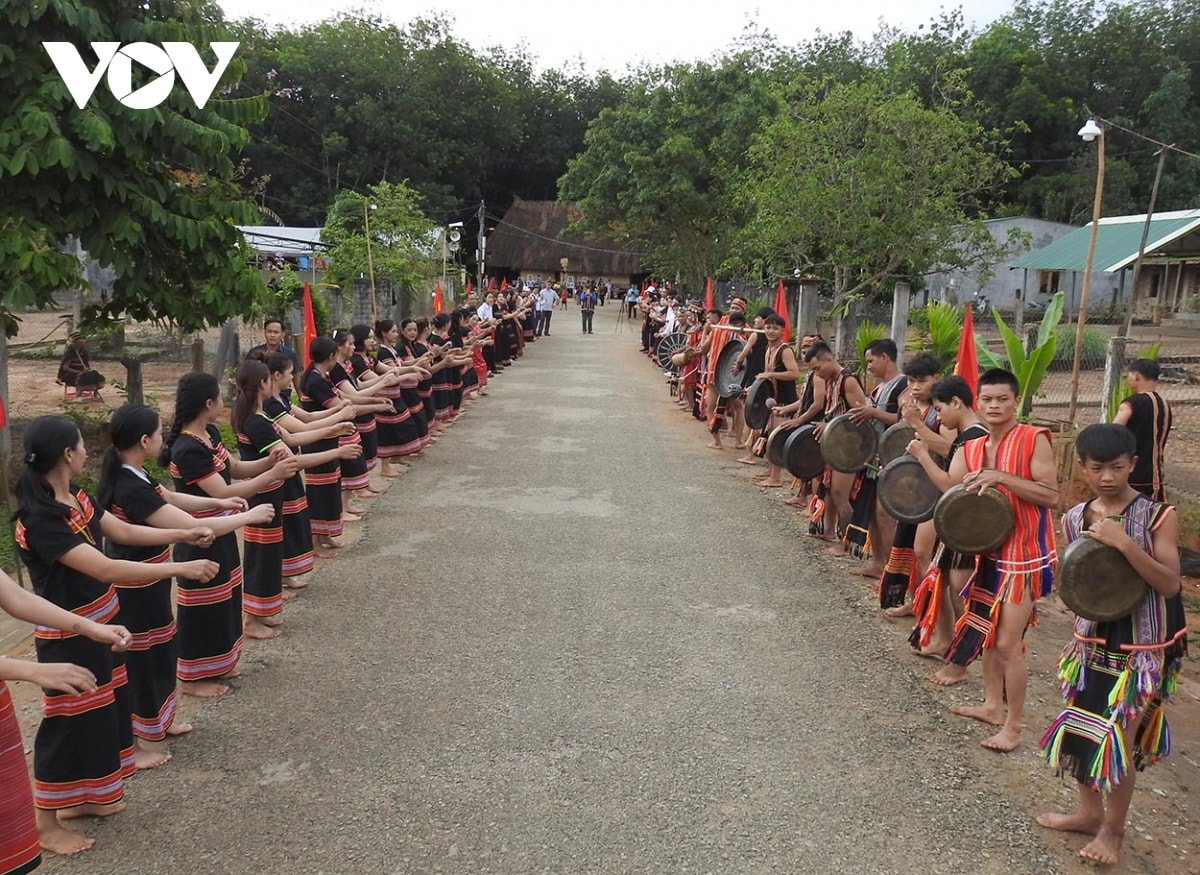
[477,293,495,322]
[536,285,558,336]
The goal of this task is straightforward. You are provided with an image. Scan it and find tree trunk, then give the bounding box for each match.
[120,356,144,406]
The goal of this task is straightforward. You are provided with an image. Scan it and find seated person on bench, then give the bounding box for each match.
[58,331,106,397]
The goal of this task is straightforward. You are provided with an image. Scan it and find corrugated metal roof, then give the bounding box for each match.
[237,226,325,255]
[1010,209,1200,272]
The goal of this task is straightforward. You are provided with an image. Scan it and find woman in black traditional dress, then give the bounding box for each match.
[372,320,429,475]
[429,313,465,423]
[348,324,386,472]
[396,318,436,445]
[299,338,352,550]
[98,404,271,764]
[159,374,298,698]
[262,352,360,564]
[413,318,443,435]
[331,330,397,517]
[1,567,131,868]
[451,309,480,406]
[16,415,219,854]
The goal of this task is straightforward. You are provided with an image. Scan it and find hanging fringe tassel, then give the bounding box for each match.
[909,565,943,649]
[1057,641,1086,699]
[1039,707,1129,793]
[1135,701,1170,766]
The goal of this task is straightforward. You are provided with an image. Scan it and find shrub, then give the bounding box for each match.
[1053,325,1108,367]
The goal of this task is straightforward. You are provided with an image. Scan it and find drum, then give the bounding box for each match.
[877,455,940,524]
[766,426,790,468]
[1057,537,1147,622]
[879,422,917,467]
[783,425,824,479]
[820,413,879,473]
[655,332,688,369]
[670,347,697,368]
[932,484,1014,554]
[744,378,775,430]
[714,339,746,399]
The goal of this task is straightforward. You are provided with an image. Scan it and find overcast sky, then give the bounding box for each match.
[217,1,1017,72]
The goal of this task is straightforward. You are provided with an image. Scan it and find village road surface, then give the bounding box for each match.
[47,306,1062,875]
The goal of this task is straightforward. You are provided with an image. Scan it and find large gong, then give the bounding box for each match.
[714,339,747,399]
[877,455,941,524]
[933,484,1014,555]
[820,413,879,474]
[1058,537,1147,622]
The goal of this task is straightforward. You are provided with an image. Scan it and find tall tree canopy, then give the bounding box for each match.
[1,0,267,332]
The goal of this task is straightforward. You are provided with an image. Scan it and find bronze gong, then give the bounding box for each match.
[714,339,746,399]
[877,455,941,524]
[879,422,917,467]
[766,426,791,468]
[820,412,879,474]
[783,424,824,480]
[1057,537,1147,622]
[933,483,1014,554]
[744,378,775,430]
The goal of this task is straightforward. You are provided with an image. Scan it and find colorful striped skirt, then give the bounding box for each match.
[175,532,244,681]
[0,682,40,875]
[115,551,179,741]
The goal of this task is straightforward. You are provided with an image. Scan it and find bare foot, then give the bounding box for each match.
[1078,825,1125,865]
[981,727,1022,752]
[909,643,947,661]
[57,801,126,821]
[807,532,837,542]
[261,615,284,627]
[340,512,362,523]
[243,618,281,640]
[782,495,806,506]
[313,545,339,559]
[133,745,172,770]
[885,603,914,617]
[823,544,849,557]
[1036,811,1102,836]
[736,457,761,465]
[706,441,724,450]
[178,680,228,699]
[220,668,241,679]
[323,538,344,549]
[849,566,883,578]
[362,488,382,497]
[758,480,783,488]
[280,587,299,601]
[733,442,747,449]
[928,664,967,686]
[165,720,193,737]
[950,703,1006,726]
[380,467,403,478]
[37,818,95,855]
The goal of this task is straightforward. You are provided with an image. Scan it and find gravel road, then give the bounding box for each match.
[46,306,1062,875]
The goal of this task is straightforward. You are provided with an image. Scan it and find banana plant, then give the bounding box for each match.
[982,291,1065,406]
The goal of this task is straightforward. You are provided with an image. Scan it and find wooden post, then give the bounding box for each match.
[190,338,205,372]
[1100,335,1126,423]
[1014,287,1025,338]
[890,282,911,368]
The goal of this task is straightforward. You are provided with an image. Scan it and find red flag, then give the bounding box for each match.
[500,277,508,291]
[704,277,713,310]
[433,281,444,315]
[465,278,473,295]
[774,280,790,342]
[301,282,317,367]
[954,305,979,408]
[486,277,494,292]
[0,393,6,429]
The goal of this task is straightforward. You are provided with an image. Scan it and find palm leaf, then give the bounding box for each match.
[1036,290,1065,349]
[992,306,1027,374]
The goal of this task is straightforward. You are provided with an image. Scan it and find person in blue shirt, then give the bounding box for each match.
[246,319,300,398]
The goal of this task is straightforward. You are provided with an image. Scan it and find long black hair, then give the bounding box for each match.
[231,359,270,437]
[159,372,220,466]
[350,324,372,354]
[16,415,82,520]
[302,336,338,387]
[98,404,161,507]
[374,319,396,342]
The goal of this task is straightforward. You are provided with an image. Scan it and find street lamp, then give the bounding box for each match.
[1066,118,1104,423]
[364,202,378,323]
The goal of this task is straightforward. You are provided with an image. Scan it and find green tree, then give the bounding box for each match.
[735,76,1019,348]
[559,48,786,292]
[320,181,438,319]
[1,0,268,337]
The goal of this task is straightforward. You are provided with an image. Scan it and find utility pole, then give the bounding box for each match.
[476,200,486,292]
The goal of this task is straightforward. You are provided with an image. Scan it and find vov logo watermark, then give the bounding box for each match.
[43,42,240,110]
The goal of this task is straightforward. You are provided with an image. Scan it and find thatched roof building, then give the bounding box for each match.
[486,198,645,283]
